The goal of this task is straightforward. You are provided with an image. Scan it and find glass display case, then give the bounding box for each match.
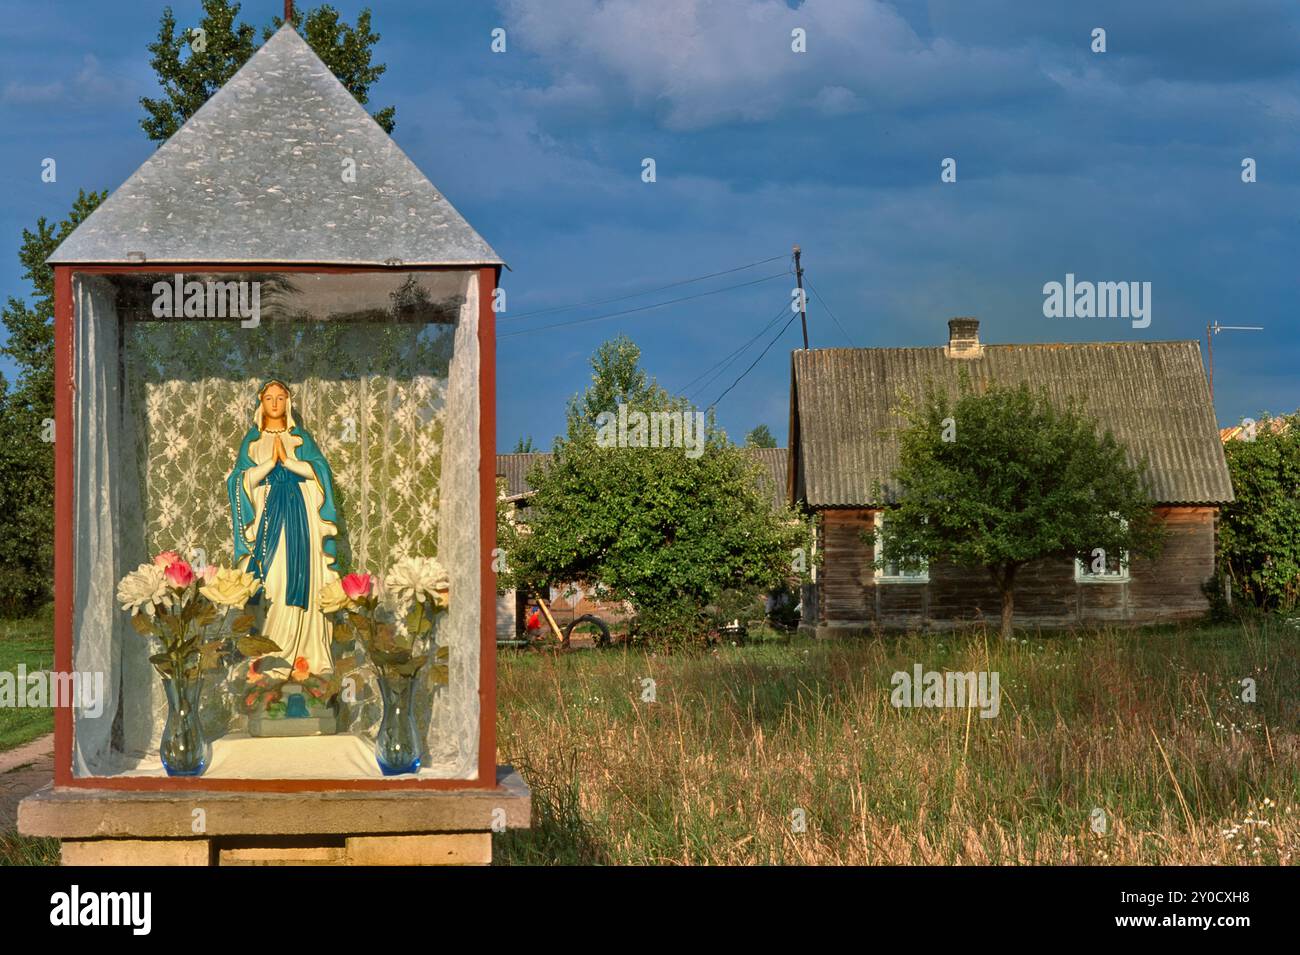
[53,266,498,789]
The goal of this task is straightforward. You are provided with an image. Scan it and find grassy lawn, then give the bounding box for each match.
[0,617,55,752]
[493,620,1300,864]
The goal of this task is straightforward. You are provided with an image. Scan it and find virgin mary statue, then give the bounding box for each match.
[226,379,341,677]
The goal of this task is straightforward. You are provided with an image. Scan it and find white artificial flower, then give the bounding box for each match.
[116,562,172,617]
[385,555,450,608]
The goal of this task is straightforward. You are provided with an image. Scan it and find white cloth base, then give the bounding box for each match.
[94,733,456,779]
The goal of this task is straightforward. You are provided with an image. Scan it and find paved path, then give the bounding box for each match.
[0,734,54,832]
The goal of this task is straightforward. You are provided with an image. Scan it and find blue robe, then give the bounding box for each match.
[227,423,340,609]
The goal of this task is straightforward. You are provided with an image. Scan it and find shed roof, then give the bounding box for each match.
[49,25,501,267]
[791,339,1233,507]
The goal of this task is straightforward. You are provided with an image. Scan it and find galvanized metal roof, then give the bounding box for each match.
[496,447,790,510]
[791,340,1233,507]
[49,25,501,266]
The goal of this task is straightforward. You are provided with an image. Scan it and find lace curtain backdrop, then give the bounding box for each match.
[72,270,483,779]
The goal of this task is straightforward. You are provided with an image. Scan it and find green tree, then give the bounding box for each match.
[141,0,395,143]
[744,424,777,448]
[500,337,809,648]
[512,436,537,453]
[0,190,107,614]
[567,335,650,426]
[1216,413,1300,612]
[873,378,1164,640]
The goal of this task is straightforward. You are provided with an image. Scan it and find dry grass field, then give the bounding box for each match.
[493,621,1299,865]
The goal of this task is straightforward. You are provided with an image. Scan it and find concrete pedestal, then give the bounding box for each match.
[18,765,530,866]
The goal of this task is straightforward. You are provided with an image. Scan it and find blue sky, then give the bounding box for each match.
[2,0,1296,449]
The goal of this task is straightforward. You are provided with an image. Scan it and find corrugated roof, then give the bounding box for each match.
[792,340,1233,507]
[741,446,789,510]
[496,452,552,499]
[496,447,790,510]
[49,25,501,266]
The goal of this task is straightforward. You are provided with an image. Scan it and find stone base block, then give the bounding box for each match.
[60,839,211,866]
[346,832,490,866]
[219,841,346,866]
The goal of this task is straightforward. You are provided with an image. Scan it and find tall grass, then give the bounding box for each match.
[494,621,1299,864]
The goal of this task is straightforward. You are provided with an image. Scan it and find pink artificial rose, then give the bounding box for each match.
[200,564,219,584]
[153,550,181,569]
[341,573,372,600]
[164,561,194,587]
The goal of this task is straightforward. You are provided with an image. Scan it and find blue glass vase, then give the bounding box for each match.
[161,675,207,776]
[375,670,421,775]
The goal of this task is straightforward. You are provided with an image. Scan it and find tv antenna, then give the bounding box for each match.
[1206,322,1262,401]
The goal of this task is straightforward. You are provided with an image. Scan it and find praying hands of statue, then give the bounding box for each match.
[273,434,286,463]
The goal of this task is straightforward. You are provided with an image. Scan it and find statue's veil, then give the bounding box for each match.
[253,378,297,432]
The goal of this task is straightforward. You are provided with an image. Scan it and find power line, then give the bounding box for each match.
[711,310,801,408]
[804,276,857,347]
[498,271,789,338]
[681,302,791,400]
[684,306,787,400]
[499,254,789,321]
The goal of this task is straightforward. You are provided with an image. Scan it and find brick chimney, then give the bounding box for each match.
[945,317,983,359]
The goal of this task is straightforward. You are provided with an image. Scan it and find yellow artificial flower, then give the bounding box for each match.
[319,578,352,614]
[199,567,260,609]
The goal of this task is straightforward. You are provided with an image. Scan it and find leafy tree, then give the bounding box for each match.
[873,378,1164,640]
[141,0,395,143]
[513,436,537,453]
[744,424,777,448]
[500,337,809,649]
[567,335,650,426]
[1216,413,1300,612]
[0,190,107,614]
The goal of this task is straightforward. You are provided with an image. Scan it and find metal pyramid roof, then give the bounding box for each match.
[49,25,501,266]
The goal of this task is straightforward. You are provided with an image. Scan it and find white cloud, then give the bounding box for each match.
[1,53,132,108]
[499,0,1041,129]
[1,79,63,104]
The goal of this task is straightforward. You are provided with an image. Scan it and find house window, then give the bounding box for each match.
[873,511,929,583]
[1074,517,1130,582]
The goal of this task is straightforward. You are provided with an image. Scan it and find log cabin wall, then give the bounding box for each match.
[813,505,1217,633]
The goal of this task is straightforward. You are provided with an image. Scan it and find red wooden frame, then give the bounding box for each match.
[52,263,500,792]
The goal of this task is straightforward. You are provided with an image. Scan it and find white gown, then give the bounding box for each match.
[237,427,340,677]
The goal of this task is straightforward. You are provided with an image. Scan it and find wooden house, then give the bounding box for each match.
[789,319,1234,635]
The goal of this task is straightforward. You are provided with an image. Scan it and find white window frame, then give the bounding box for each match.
[873,511,929,583]
[1074,516,1130,583]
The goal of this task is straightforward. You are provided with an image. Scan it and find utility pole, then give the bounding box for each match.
[1205,322,1263,401]
[793,244,809,350]
[285,1,294,21]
